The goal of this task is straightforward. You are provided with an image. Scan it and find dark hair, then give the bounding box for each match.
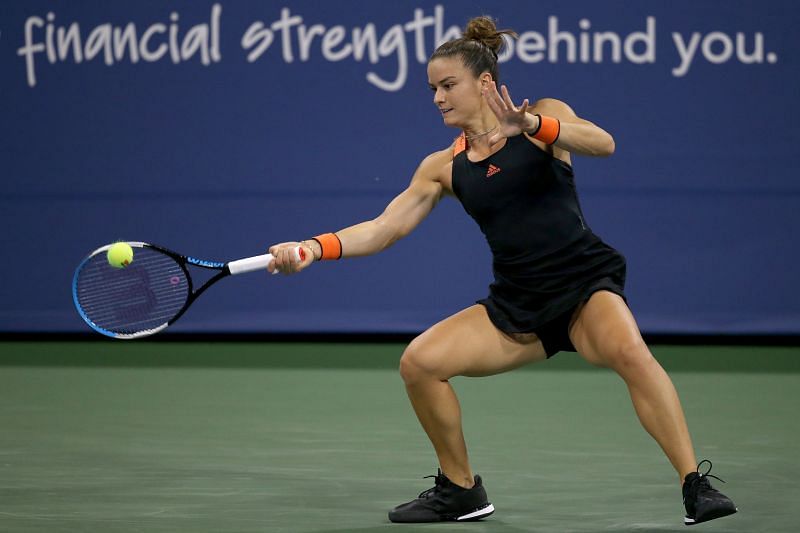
[429,16,517,82]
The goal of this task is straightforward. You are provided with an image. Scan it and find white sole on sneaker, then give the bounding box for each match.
[684,507,738,526]
[457,504,495,521]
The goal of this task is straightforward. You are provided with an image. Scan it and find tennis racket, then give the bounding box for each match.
[72,241,304,339]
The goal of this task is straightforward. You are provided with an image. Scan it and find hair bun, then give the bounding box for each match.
[463,16,516,55]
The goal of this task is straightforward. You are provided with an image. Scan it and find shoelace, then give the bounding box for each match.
[684,460,726,503]
[418,470,446,499]
[695,459,726,485]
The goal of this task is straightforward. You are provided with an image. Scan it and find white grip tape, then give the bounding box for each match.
[227,247,302,275]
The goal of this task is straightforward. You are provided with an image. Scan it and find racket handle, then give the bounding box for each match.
[228,246,305,275]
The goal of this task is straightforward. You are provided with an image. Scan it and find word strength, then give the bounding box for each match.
[16,4,778,91]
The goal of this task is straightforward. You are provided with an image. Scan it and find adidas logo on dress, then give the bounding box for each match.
[486,164,501,177]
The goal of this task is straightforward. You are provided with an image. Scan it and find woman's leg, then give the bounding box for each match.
[568,291,697,480]
[399,304,547,488]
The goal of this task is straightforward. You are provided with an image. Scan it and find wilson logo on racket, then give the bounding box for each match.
[187,257,226,268]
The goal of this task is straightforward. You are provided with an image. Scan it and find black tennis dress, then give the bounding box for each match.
[451,132,627,356]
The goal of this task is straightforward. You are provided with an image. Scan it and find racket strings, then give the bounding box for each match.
[75,248,190,334]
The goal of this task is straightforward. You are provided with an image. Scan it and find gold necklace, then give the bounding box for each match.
[465,125,497,141]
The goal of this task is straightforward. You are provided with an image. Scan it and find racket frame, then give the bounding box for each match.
[72,242,295,339]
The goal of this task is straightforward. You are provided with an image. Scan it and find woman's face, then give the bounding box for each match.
[427,57,487,128]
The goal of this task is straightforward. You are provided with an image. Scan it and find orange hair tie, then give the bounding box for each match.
[312,233,342,260]
[529,114,560,145]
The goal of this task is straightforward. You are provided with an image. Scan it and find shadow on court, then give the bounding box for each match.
[310,524,546,532]
[310,525,688,533]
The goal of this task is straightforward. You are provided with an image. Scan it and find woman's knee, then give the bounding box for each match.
[606,339,656,376]
[399,335,449,385]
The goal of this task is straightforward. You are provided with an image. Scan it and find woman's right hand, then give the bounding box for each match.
[268,241,316,275]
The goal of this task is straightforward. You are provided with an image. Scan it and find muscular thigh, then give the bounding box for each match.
[404,305,548,379]
[569,290,646,367]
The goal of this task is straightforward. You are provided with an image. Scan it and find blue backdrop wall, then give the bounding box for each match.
[1,1,798,334]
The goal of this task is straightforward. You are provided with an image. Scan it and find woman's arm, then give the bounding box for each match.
[528,97,615,157]
[269,149,450,273]
[483,82,615,158]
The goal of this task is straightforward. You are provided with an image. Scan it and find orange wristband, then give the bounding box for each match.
[312,233,342,260]
[528,114,560,145]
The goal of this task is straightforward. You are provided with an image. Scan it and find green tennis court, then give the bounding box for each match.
[1,341,798,532]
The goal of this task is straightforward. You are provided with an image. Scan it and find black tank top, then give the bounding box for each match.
[452,133,626,327]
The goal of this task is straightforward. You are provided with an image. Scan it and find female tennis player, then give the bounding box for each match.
[268,16,736,527]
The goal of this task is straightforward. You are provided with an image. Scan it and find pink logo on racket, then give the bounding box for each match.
[170,276,180,285]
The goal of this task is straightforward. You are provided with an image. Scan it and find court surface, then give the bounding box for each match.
[1,341,798,532]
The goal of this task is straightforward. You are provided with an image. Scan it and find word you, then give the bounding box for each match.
[672,30,776,76]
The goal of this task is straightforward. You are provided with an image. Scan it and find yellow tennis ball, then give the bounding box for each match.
[107,242,134,268]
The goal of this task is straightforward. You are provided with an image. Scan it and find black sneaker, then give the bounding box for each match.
[388,469,495,523]
[682,460,738,526]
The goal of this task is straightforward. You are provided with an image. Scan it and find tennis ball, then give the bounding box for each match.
[107,242,134,268]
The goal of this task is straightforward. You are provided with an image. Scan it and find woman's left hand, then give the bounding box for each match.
[483,82,537,146]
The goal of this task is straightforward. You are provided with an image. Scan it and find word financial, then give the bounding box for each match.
[17,5,222,87]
